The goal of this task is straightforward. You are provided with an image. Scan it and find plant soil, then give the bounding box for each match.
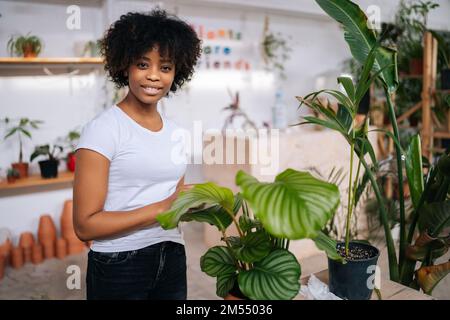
[336,243,377,261]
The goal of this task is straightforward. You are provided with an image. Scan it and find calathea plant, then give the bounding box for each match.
[157,168,342,300]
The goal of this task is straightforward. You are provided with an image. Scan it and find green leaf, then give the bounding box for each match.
[216,273,237,298]
[338,76,355,101]
[417,261,450,295]
[239,215,263,233]
[156,182,235,229]
[233,230,272,263]
[336,103,353,133]
[315,0,398,92]
[236,169,340,239]
[180,205,233,232]
[418,201,450,237]
[238,249,301,300]
[301,116,346,135]
[4,127,18,139]
[200,246,237,277]
[313,231,345,263]
[405,135,424,209]
[20,129,31,139]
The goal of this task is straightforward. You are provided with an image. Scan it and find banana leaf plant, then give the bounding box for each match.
[296,0,450,293]
[157,168,342,300]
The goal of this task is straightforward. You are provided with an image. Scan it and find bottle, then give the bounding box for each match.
[271,90,288,129]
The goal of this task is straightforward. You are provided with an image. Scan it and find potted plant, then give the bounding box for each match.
[30,144,64,179]
[7,32,43,58]
[302,0,450,297]
[59,130,80,172]
[157,168,342,300]
[2,117,43,178]
[6,168,20,184]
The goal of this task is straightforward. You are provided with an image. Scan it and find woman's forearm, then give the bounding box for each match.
[74,195,174,242]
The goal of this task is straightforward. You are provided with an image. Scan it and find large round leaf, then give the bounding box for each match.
[236,169,340,239]
[157,182,235,229]
[200,246,236,277]
[238,249,301,300]
[233,230,272,263]
[216,273,236,298]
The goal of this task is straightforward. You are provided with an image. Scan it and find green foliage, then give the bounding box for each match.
[1,117,43,163]
[7,32,43,57]
[30,144,64,162]
[157,169,340,299]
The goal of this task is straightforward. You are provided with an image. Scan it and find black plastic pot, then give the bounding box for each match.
[38,159,59,178]
[441,68,450,90]
[328,242,380,300]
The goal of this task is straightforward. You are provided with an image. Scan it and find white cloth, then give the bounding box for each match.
[76,105,187,252]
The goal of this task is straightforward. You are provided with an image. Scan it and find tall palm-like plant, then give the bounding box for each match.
[297,0,450,293]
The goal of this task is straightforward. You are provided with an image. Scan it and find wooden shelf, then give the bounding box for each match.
[0,57,103,65]
[433,131,450,139]
[0,171,74,191]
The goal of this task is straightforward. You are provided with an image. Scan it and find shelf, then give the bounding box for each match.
[433,131,450,139]
[0,57,103,65]
[0,171,74,191]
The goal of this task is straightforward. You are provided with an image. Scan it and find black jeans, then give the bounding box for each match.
[86,241,187,300]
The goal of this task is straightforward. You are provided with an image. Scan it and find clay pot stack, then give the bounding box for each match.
[0,229,12,280]
[31,244,44,265]
[60,200,86,255]
[38,215,57,259]
[11,246,24,269]
[19,232,35,264]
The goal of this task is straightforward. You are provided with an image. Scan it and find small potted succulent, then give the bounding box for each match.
[7,168,20,184]
[2,117,43,178]
[7,32,43,58]
[30,144,64,179]
[157,168,342,300]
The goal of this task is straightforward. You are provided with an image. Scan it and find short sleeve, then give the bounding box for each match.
[75,113,118,161]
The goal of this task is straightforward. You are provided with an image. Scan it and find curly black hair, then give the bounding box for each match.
[100,9,202,92]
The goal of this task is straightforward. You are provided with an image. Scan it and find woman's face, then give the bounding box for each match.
[126,45,175,107]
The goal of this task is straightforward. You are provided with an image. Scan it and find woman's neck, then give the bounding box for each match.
[117,91,159,121]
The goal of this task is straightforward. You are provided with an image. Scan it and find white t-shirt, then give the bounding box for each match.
[76,105,187,252]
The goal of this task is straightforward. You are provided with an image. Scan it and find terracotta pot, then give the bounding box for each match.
[0,229,12,266]
[31,244,43,264]
[0,255,5,281]
[11,246,24,269]
[67,152,76,172]
[7,176,17,183]
[38,215,57,244]
[19,232,35,263]
[12,162,29,178]
[42,241,55,259]
[19,232,35,248]
[23,44,37,58]
[0,238,12,266]
[56,238,67,259]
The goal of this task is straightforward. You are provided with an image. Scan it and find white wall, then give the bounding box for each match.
[0,0,449,239]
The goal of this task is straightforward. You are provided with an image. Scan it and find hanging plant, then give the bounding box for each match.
[261,16,292,80]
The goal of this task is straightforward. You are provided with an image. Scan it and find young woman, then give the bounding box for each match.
[73,9,201,300]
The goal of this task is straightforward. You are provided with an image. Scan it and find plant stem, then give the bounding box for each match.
[360,155,399,281]
[345,139,355,256]
[19,134,23,163]
[225,208,244,238]
[385,87,406,271]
